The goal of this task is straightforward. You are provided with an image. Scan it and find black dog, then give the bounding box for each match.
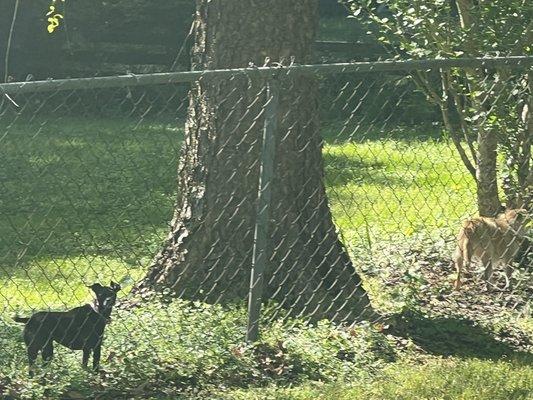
[14,281,120,376]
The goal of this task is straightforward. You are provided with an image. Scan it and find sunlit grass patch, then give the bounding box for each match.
[0,256,143,314]
[324,137,477,243]
[219,358,533,400]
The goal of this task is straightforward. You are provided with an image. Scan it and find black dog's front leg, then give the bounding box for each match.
[27,347,39,377]
[92,343,102,371]
[42,342,54,366]
[82,348,91,369]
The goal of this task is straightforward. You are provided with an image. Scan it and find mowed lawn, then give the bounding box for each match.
[2,116,530,400]
[324,137,477,243]
[0,117,476,312]
[0,117,181,311]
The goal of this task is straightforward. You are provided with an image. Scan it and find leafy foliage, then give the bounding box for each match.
[344,0,532,211]
[345,0,530,58]
[0,299,396,399]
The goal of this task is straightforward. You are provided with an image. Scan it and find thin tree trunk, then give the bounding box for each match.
[518,73,532,208]
[456,0,502,216]
[476,128,501,216]
[137,0,378,323]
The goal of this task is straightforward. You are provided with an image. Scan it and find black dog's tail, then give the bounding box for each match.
[13,316,30,324]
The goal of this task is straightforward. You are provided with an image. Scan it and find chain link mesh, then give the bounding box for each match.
[0,58,531,387]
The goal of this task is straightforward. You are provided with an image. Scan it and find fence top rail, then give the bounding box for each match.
[1,56,532,95]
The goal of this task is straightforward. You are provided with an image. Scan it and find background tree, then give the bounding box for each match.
[137,0,378,323]
[346,0,532,216]
[0,0,195,79]
[2,0,368,80]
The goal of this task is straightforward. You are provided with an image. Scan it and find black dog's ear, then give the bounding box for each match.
[89,283,103,294]
[110,281,121,292]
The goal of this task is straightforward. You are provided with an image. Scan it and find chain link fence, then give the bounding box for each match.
[0,57,532,385]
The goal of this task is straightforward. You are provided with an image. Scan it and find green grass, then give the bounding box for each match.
[0,117,180,312]
[3,299,531,399]
[324,138,477,242]
[0,257,141,313]
[0,117,179,262]
[220,358,533,400]
[0,118,477,312]
[0,116,530,399]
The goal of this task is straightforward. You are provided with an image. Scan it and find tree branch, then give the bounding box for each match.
[442,69,478,165]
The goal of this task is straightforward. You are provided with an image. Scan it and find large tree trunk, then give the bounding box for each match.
[137,0,377,322]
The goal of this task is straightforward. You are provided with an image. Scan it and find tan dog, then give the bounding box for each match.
[453,208,531,290]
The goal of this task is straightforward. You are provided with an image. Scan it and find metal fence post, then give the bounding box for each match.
[246,78,279,342]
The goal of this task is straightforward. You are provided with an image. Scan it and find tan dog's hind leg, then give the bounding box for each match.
[482,254,494,290]
[454,257,463,290]
[504,264,513,290]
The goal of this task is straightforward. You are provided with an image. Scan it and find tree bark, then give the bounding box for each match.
[456,0,502,216]
[517,73,532,209]
[476,129,502,216]
[137,0,377,323]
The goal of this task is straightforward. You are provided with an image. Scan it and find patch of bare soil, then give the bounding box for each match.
[375,239,532,356]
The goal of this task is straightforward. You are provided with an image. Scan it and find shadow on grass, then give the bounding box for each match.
[1,117,425,267]
[323,154,411,188]
[321,121,443,144]
[387,310,533,362]
[0,117,183,269]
